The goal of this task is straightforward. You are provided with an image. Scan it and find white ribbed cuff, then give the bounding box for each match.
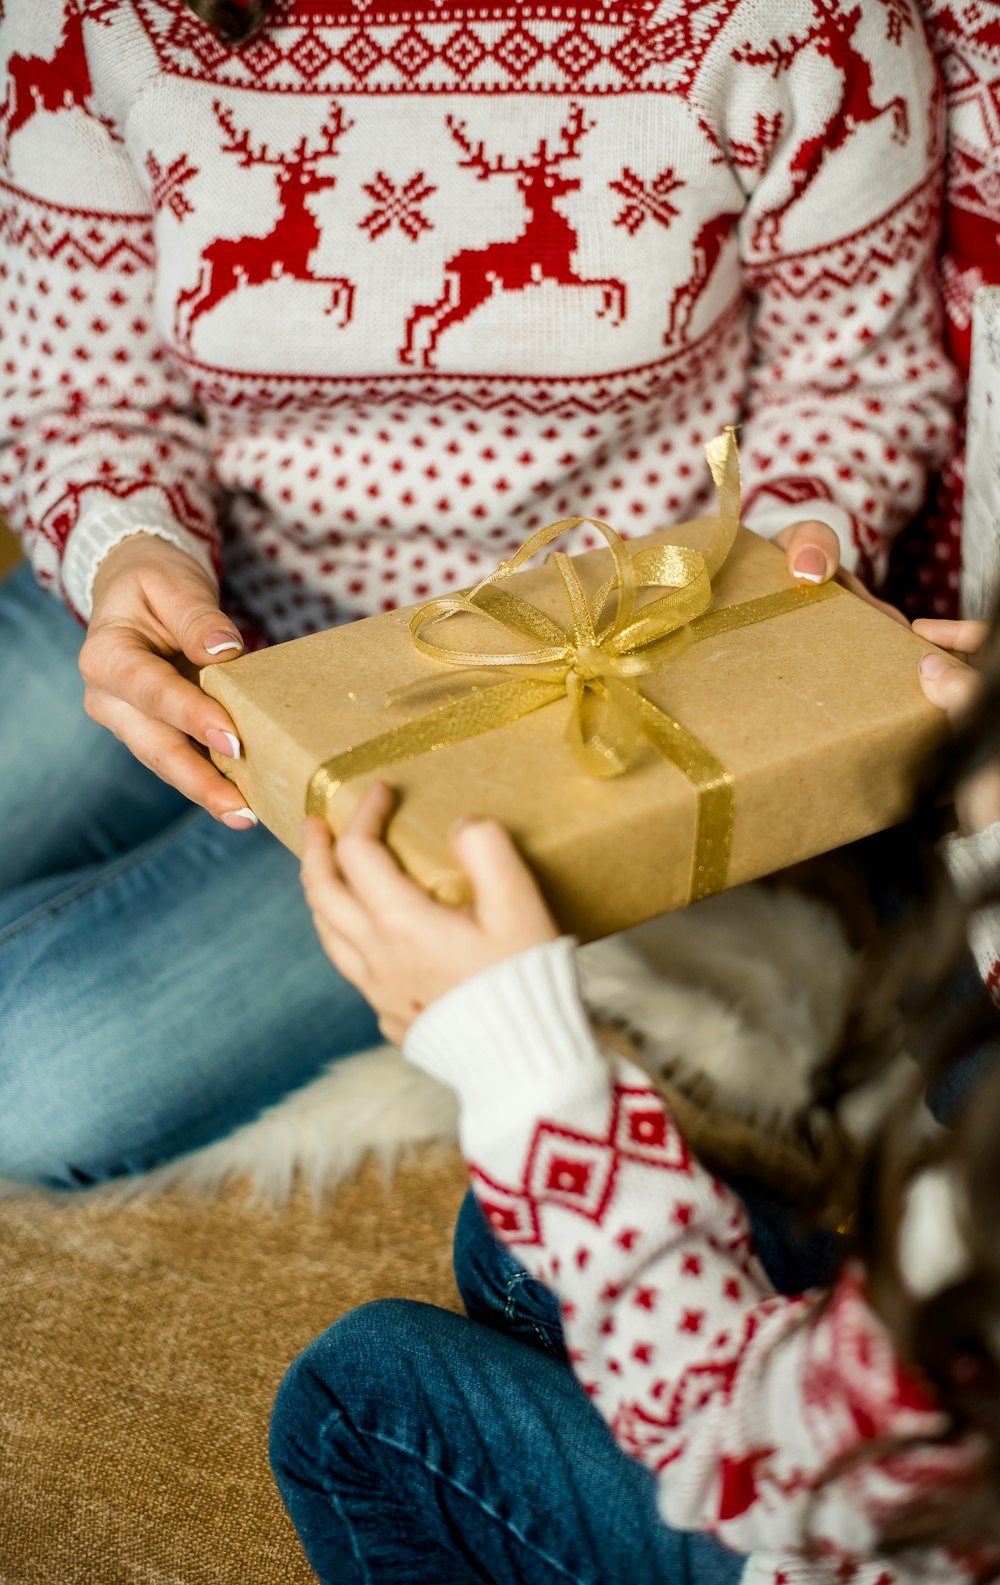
[942,821,1000,900]
[744,497,860,576]
[62,495,217,619]
[403,937,607,1121]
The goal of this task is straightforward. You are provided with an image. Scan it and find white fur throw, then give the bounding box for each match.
[93,881,858,1206]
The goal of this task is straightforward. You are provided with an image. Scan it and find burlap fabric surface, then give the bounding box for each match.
[0,1155,467,1585]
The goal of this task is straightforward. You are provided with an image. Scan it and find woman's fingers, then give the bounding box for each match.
[169,594,245,669]
[774,519,843,586]
[912,618,989,659]
[772,522,909,625]
[87,692,256,823]
[84,535,248,803]
[80,626,242,751]
[90,532,244,667]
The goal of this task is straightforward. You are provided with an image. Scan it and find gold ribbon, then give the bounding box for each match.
[307,430,838,904]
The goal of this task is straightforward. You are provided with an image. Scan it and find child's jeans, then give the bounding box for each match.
[0,565,380,1188]
[269,1195,748,1585]
[268,964,999,1584]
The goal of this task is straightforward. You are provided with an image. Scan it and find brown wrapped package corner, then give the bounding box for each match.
[202,517,948,943]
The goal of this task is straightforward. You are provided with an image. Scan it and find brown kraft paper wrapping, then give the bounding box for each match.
[201,516,948,943]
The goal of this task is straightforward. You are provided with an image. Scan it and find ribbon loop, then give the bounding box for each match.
[308,430,838,906]
[405,435,741,775]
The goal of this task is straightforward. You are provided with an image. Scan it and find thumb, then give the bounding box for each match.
[163,569,244,668]
[918,651,979,724]
[775,519,842,586]
[449,819,553,936]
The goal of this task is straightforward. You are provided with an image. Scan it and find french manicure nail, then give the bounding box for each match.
[205,633,244,656]
[792,547,827,584]
[919,652,951,679]
[206,728,242,761]
[222,807,258,829]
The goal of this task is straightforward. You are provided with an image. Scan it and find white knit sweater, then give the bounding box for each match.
[0,0,959,640]
[404,822,1000,1585]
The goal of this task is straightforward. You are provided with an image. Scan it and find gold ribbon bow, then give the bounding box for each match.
[307,430,836,904]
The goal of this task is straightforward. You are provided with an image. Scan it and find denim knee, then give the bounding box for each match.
[269,1323,343,1487]
[269,1300,425,1482]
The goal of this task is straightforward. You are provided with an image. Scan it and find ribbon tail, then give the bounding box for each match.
[702,427,742,581]
[565,675,643,780]
[637,695,735,904]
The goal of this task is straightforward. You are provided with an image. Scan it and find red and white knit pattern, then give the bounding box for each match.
[1,0,959,641]
[405,935,983,1585]
[886,0,1000,618]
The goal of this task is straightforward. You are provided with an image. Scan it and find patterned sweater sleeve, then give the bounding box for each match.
[405,938,966,1567]
[0,7,220,620]
[707,0,961,582]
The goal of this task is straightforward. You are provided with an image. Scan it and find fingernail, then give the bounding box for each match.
[792,547,828,584]
[222,807,258,829]
[205,633,244,656]
[206,728,242,761]
[919,653,951,679]
[450,816,481,834]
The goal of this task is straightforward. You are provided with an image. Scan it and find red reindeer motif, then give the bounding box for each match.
[735,0,910,249]
[400,104,626,370]
[664,209,742,344]
[0,0,118,160]
[174,101,356,351]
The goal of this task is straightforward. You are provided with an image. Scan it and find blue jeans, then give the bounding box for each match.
[269,1196,747,1585]
[0,566,380,1188]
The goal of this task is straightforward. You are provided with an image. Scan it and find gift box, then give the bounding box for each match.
[202,434,948,942]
